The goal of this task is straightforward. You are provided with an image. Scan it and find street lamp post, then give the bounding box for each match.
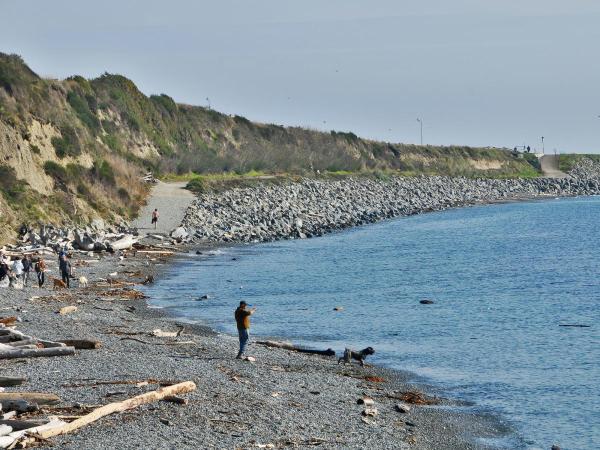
[541,136,545,154]
[206,97,211,110]
[416,118,423,145]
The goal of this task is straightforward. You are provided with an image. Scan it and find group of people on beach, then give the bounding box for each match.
[0,250,73,289]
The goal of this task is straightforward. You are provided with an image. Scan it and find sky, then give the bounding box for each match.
[2,0,600,153]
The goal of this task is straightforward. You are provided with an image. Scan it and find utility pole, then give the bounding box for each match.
[416,118,423,145]
[206,97,211,110]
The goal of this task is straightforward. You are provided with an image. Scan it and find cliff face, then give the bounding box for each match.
[0,52,538,243]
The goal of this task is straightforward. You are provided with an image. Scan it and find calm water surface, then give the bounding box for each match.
[146,197,600,450]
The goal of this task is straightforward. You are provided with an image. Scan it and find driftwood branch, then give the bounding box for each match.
[36,381,196,439]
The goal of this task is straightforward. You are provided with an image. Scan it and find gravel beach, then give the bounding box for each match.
[0,246,512,450]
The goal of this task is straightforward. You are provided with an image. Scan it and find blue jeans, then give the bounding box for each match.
[237,328,249,356]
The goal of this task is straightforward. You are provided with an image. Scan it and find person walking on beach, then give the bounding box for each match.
[59,254,72,288]
[151,208,159,229]
[22,255,32,287]
[13,257,24,284]
[35,257,46,288]
[234,301,256,359]
[0,261,9,284]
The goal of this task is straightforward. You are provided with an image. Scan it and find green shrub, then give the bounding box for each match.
[101,133,122,152]
[117,187,130,200]
[30,144,41,155]
[76,182,90,197]
[150,94,177,116]
[186,178,206,194]
[522,153,541,172]
[43,160,68,182]
[66,163,86,178]
[51,126,81,158]
[233,115,253,127]
[0,164,27,201]
[67,91,100,132]
[92,159,115,185]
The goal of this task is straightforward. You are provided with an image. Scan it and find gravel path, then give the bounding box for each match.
[132,181,195,236]
[0,247,511,450]
[539,155,567,178]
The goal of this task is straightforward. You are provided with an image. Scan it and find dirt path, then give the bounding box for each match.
[540,155,568,178]
[132,181,196,235]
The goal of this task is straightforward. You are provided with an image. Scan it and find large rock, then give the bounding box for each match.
[179,158,600,245]
[170,227,189,241]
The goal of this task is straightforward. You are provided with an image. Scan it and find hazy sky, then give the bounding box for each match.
[2,0,600,152]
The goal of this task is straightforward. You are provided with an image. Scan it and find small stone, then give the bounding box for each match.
[159,417,172,426]
[357,397,374,406]
[58,306,78,315]
[244,356,256,362]
[362,407,378,417]
[395,403,410,413]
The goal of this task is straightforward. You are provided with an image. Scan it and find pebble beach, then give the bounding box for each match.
[1,246,510,449]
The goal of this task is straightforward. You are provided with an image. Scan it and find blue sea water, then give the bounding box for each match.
[146,197,600,450]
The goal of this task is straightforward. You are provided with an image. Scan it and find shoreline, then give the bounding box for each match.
[2,236,515,449]
[9,173,597,448]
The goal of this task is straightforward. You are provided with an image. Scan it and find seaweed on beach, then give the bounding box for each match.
[389,391,441,405]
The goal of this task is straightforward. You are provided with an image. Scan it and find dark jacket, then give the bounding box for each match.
[59,258,71,274]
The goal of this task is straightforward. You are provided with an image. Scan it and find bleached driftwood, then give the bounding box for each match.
[108,235,137,252]
[37,381,196,439]
[0,418,67,448]
[135,250,174,255]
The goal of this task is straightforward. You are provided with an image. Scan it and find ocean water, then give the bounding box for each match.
[146,197,600,450]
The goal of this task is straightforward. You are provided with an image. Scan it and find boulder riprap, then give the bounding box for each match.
[182,158,600,244]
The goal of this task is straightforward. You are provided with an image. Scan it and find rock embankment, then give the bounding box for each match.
[182,159,600,243]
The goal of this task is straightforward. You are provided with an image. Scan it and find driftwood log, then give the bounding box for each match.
[0,376,26,387]
[0,393,60,406]
[256,340,336,357]
[0,419,47,431]
[0,346,75,360]
[0,400,38,414]
[37,381,196,439]
[108,235,137,252]
[60,339,101,349]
